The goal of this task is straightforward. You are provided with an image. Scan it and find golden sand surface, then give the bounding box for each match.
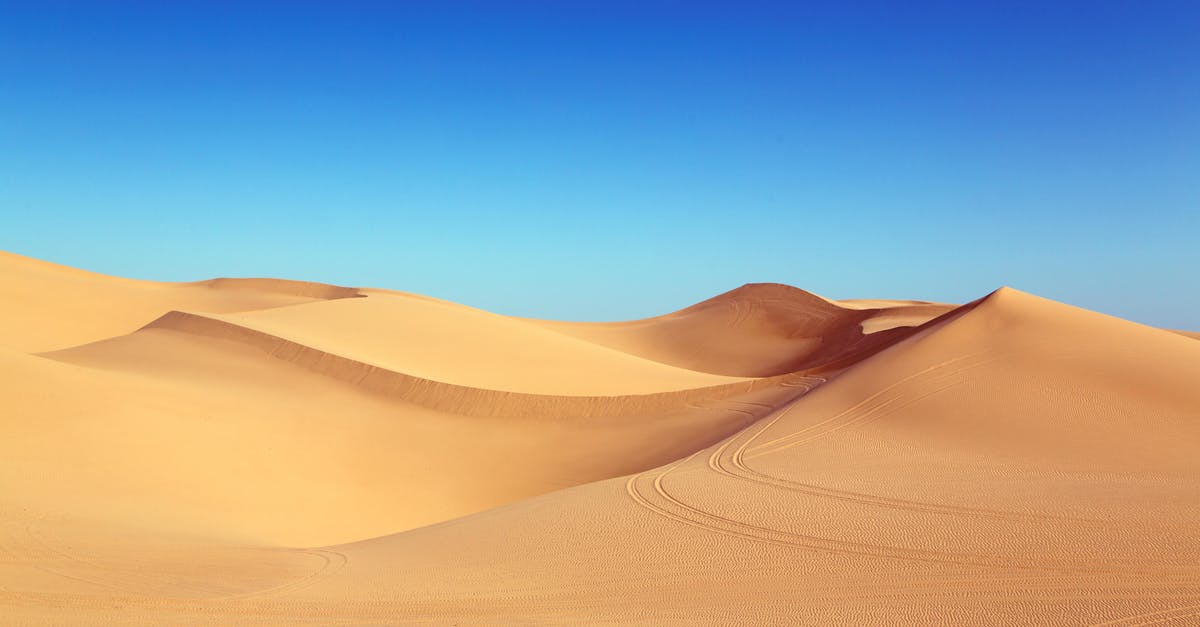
[2,250,1198,624]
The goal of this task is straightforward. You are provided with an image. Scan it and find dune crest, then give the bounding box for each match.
[288,286,1200,623]
[535,282,955,377]
[2,252,1198,624]
[0,251,359,352]
[185,277,364,300]
[49,308,806,417]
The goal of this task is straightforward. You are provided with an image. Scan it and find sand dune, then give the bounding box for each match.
[534,283,955,377]
[279,288,1200,623]
[15,321,814,546]
[193,291,750,395]
[2,252,1198,624]
[0,250,358,352]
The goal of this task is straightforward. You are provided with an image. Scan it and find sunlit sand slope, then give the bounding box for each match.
[8,334,820,546]
[270,288,1198,623]
[2,250,1197,625]
[0,250,358,352]
[3,253,912,552]
[203,290,749,394]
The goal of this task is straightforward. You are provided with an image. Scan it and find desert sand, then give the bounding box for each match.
[1,249,1198,625]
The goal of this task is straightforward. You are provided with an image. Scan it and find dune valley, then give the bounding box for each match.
[1,250,1198,625]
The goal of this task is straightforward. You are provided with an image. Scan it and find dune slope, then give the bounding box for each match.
[535,283,955,377]
[275,288,1200,623]
[198,291,749,395]
[10,327,820,546]
[6,256,880,548]
[2,252,1198,625]
[0,250,359,352]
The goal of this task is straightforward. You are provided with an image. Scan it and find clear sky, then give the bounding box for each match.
[2,2,1197,327]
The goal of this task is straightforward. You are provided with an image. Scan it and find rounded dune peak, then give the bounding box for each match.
[0,251,348,352]
[536,282,944,377]
[186,277,363,300]
[678,282,838,314]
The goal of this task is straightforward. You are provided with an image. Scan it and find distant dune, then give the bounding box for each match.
[1,250,1198,625]
[532,283,957,376]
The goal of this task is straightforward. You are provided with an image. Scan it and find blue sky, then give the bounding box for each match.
[2,2,1197,327]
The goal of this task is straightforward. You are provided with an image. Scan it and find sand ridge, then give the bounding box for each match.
[532,283,956,377]
[2,252,1198,624]
[0,250,362,352]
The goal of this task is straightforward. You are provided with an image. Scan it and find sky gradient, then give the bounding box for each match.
[2,2,1197,327]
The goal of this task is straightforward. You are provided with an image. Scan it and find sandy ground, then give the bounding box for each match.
[2,250,1198,625]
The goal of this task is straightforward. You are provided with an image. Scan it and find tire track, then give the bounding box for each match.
[6,508,350,605]
[16,511,162,594]
[743,351,999,459]
[627,444,1096,572]
[209,547,348,602]
[705,356,1100,525]
[1092,600,1200,626]
[622,355,1159,572]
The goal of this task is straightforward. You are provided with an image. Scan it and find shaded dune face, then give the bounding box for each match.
[534,283,955,377]
[8,252,938,547]
[2,250,1199,624]
[307,288,1200,624]
[51,309,805,418]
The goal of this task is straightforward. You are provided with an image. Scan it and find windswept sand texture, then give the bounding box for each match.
[2,250,1198,625]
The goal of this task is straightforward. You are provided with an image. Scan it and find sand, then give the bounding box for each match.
[2,250,1198,625]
